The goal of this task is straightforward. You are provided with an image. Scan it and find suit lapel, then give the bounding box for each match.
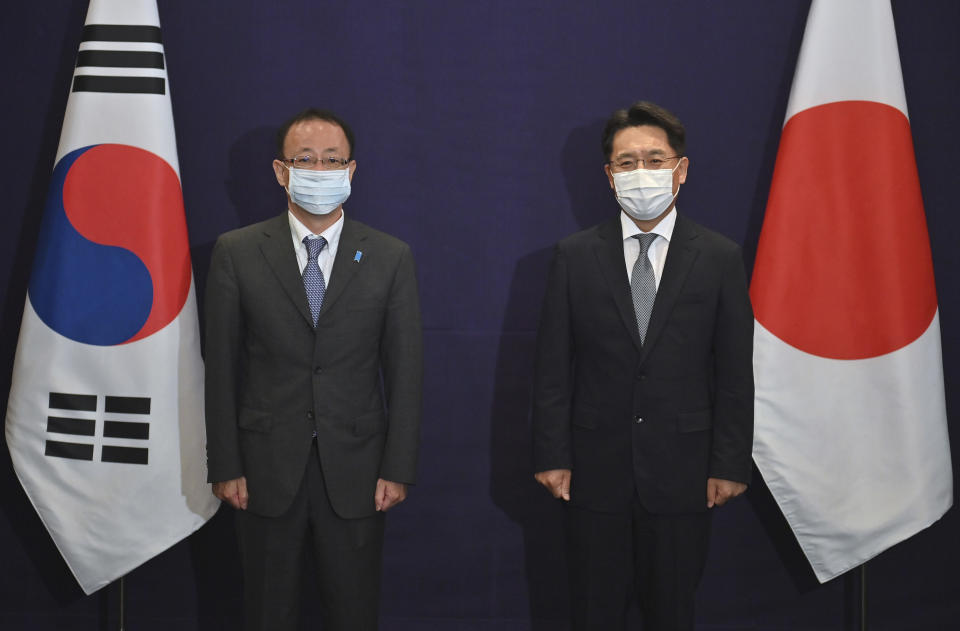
[593,217,644,353]
[640,214,700,364]
[257,214,314,327]
[316,218,368,320]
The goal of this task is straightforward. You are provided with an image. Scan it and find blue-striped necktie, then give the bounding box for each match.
[303,236,327,326]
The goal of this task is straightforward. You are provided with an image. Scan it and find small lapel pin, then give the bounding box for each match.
[354,250,363,262]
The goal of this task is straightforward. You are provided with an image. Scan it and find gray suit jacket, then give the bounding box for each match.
[204,213,422,519]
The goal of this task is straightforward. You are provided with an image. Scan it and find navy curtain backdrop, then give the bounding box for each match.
[2,1,957,629]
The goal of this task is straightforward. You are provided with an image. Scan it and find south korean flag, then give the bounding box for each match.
[5,0,219,594]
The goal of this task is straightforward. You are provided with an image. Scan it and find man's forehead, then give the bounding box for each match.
[284,119,348,152]
[612,125,671,154]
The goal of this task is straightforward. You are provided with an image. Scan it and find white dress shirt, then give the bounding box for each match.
[288,209,344,287]
[621,208,678,288]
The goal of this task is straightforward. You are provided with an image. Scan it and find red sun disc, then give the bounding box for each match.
[751,101,937,360]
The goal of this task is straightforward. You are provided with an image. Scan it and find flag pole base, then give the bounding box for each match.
[112,575,126,631]
[859,562,867,631]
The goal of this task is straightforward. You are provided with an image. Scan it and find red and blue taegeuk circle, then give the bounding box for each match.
[29,144,191,346]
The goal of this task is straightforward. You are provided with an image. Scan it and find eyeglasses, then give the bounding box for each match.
[282,155,351,170]
[608,156,681,172]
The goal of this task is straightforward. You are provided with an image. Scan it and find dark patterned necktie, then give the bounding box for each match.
[631,233,658,344]
[303,236,327,326]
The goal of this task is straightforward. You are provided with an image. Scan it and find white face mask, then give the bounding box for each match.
[612,160,681,221]
[284,164,351,215]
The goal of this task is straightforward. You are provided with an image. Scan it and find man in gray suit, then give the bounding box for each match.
[204,108,422,631]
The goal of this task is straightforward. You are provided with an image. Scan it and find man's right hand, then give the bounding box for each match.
[212,476,248,510]
[534,469,571,501]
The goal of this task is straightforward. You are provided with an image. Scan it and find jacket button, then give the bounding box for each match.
[636,372,646,381]
[635,415,643,424]
[306,411,314,420]
[313,366,323,375]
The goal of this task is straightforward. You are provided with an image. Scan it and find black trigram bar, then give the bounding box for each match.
[77,50,164,69]
[105,396,150,414]
[45,440,94,461]
[47,416,96,436]
[104,421,150,440]
[82,25,162,43]
[49,392,97,412]
[72,75,165,94]
[102,446,148,465]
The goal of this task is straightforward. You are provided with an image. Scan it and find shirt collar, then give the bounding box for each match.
[288,209,345,248]
[620,207,678,243]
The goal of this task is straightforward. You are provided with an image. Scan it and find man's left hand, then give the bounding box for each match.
[375,478,407,512]
[706,477,747,508]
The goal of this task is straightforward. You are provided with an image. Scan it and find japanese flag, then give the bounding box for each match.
[750,0,952,583]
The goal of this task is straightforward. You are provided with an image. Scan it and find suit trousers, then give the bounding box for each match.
[235,441,386,631]
[564,497,711,631]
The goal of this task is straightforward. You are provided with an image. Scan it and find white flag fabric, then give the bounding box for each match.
[751,0,952,583]
[5,0,218,594]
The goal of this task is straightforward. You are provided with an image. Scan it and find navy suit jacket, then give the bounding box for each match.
[533,213,754,514]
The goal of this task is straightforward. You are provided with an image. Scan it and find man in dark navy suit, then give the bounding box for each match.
[533,101,754,630]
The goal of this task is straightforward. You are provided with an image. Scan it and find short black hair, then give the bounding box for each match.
[276,108,355,159]
[601,101,686,160]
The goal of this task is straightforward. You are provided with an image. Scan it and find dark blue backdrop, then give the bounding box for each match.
[2,1,957,629]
